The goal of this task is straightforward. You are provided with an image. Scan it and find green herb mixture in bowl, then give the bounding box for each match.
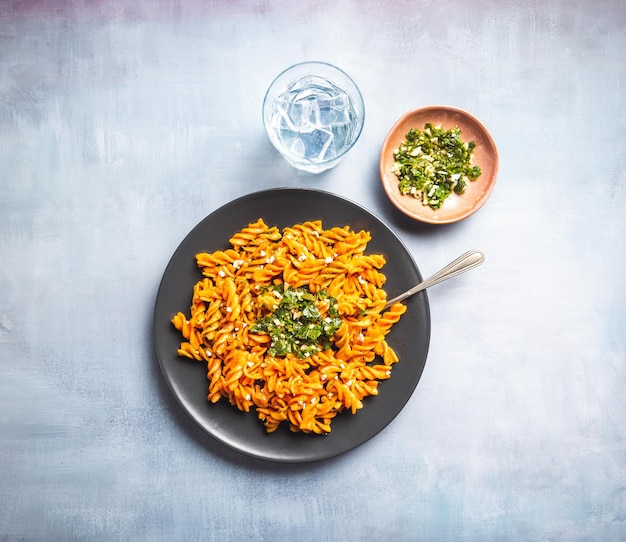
[380,106,499,224]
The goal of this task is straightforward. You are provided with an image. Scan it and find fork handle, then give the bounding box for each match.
[384,250,485,308]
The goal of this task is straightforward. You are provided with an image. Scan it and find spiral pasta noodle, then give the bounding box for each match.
[172,219,406,434]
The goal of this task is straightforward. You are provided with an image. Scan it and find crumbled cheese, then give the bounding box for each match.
[232,259,244,269]
[218,269,226,277]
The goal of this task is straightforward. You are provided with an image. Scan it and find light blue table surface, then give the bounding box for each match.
[2,1,625,540]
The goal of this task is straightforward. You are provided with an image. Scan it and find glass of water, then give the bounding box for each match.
[262,62,365,174]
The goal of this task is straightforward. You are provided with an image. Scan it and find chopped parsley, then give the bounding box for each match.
[251,285,342,359]
[392,123,482,210]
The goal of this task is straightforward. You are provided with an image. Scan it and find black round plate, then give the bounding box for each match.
[153,188,430,463]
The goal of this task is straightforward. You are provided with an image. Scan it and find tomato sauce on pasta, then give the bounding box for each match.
[172,219,406,434]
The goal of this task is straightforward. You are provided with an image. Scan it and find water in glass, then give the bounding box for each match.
[266,75,359,171]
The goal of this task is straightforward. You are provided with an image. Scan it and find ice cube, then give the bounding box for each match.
[288,136,306,159]
[316,97,333,126]
[285,101,307,128]
[296,127,334,162]
[272,98,296,131]
[317,92,352,126]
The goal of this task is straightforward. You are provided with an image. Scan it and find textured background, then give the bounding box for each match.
[1,1,625,540]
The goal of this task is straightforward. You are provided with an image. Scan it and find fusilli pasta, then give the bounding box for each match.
[172,219,406,434]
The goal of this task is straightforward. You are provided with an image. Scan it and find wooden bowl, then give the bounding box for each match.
[379,106,499,224]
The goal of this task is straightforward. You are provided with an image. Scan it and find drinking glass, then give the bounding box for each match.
[262,62,365,174]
